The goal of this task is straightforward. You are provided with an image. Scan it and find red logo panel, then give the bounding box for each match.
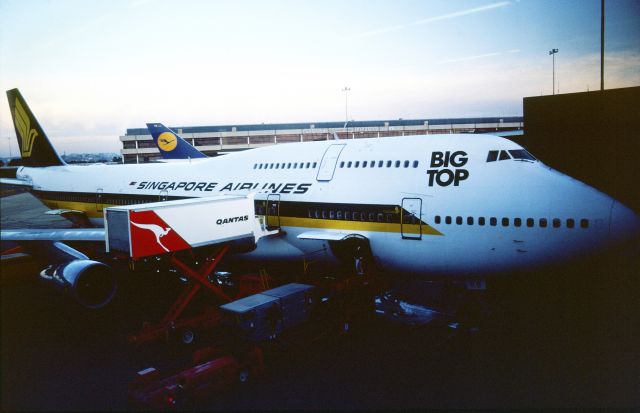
[129,210,190,258]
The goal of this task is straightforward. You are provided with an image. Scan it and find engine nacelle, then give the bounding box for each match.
[40,259,117,309]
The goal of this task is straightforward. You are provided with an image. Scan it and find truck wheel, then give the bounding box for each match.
[239,369,250,383]
[181,329,195,345]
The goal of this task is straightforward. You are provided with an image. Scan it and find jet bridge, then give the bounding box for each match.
[105,194,276,259]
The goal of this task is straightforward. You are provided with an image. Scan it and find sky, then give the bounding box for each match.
[0,0,638,156]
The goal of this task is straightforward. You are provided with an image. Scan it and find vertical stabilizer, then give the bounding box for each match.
[146,123,207,159]
[6,89,65,167]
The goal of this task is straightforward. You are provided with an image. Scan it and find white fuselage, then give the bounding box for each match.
[17,134,640,277]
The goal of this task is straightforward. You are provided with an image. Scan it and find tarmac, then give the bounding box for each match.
[1,192,639,410]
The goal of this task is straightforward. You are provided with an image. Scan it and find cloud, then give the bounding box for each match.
[439,49,521,64]
[351,1,511,39]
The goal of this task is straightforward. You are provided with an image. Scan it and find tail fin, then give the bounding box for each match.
[6,89,64,167]
[146,123,207,160]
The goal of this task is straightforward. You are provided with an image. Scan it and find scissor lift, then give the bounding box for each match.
[105,194,277,344]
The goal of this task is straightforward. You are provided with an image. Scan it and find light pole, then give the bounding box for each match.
[549,48,558,95]
[601,0,605,90]
[341,86,350,125]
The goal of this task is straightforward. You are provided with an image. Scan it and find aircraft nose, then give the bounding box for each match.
[609,201,640,245]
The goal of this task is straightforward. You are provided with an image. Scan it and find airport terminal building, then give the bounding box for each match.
[120,116,523,164]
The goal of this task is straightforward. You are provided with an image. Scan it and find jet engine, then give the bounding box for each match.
[24,241,117,309]
[39,259,116,309]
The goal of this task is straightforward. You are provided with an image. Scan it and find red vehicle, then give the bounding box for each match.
[128,344,263,409]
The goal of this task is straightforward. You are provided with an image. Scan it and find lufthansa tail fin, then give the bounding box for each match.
[6,89,65,167]
[146,123,207,160]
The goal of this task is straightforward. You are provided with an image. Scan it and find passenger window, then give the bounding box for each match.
[269,163,274,169]
[567,218,575,228]
[404,160,409,168]
[552,218,561,228]
[314,210,320,219]
[347,161,352,168]
[386,213,394,223]
[386,161,392,167]
[499,151,511,161]
[360,212,366,221]
[502,217,509,227]
[345,211,352,220]
[363,161,368,167]
[370,161,375,168]
[395,161,400,168]
[287,163,291,169]
[540,218,548,228]
[275,163,279,169]
[340,161,345,168]
[445,216,452,224]
[322,210,327,219]
[456,216,462,225]
[490,217,497,226]
[435,215,441,224]
[312,162,317,168]
[580,219,589,228]
[368,212,375,221]
[378,161,384,167]
[487,151,499,162]
[253,164,257,169]
[478,217,485,226]
[377,213,384,222]
[330,210,336,219]
[413,160,419,168]
[355,161,360,168]
[526,218,534,227]
[337,211,343,220]
[514,218,522,227]
[467,217,474,225]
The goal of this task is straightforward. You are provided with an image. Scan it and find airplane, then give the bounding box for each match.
[2,88,639,310]
[146,123,207,160]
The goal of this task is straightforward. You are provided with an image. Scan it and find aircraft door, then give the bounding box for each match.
[266,194,281,230]
[316,144,346,181]
[401,197,422,240]
[96,188,104,213]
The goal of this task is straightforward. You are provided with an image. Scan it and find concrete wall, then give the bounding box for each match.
[517,86,640,212]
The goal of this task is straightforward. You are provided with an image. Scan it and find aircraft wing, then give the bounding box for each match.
[297,230,353,241]
[0,228,105,242]
[0,177,33,188]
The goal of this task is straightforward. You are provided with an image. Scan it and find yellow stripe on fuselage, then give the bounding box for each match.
[267,215,442,235]
[41,199,111,218]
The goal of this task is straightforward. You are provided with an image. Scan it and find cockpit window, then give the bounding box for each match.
[487,149,537,162]
[508,149,536,161]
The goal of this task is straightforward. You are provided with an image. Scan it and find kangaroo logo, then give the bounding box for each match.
[14,97,38,157]
[157,131,177,152]
[130,221,172,252]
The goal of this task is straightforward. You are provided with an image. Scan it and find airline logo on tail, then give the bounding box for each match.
[157,132,177,152]
[14,97,38,157]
